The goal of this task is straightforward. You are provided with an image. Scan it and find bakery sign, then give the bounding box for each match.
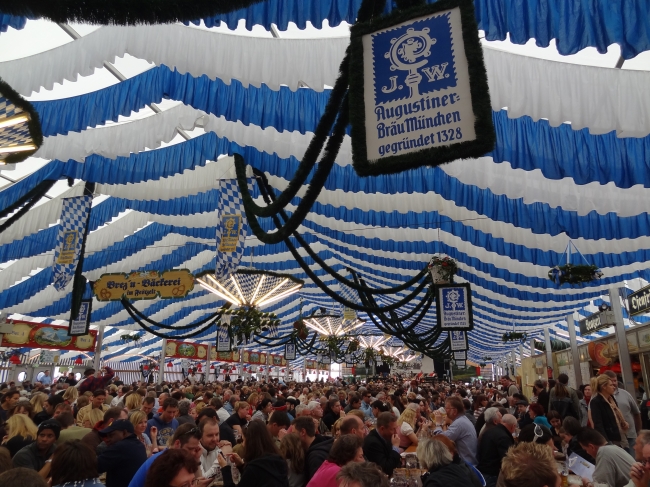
[348,0,494,177]
[628,285,650,316]
[578,311,615,336]
[93,269,194,301]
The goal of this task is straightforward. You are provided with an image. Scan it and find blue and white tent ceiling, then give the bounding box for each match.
[0,4,649,366]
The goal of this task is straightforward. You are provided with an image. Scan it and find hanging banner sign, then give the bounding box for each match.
[449,330,468,351]
[343,307,356,321]
[270,354,287,366]
[322,355,332,365]
[69,299,92,336]
[453,350,466,360]
[215,179,251,279]
[216,325,231,352]
[348,0,494,177]
[628,285,650,316]
[209,349,240,363]
[455,360,466,368]
[1,321,96,351]
[242,350,267,365]
[39,350,61,364]
[52,195,93,290]
[305,359,318,370]
[284,343,296,361]
[578,311,615,336]
[165,340,209,360]
[93,269,194,301]
[437,283,474,331]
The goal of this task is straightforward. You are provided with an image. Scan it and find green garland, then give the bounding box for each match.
[548,264,604,286]
[221,305,281,340]
[348,0,495,177]
[534,338,570,352]
[0,77,43,164]
[502,331,527,342]
[0,0,269,25]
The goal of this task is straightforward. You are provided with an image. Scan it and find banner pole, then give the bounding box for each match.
[158,338,167,385]
[93,323,105,372]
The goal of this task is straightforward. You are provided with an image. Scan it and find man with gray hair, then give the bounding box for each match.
[307,400,328,435]
[477,411,516,487]
[337,461,390,487]
[176,399,194,425]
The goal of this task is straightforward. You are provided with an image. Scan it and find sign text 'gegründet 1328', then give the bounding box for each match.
[349,0,495,177]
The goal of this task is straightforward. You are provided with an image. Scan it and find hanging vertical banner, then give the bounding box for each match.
[285,343,296,361]
[215,179,250,279]
[69,299,92,336]
[436,283,474,331]
[52,195,93,290]
[217,325,231,352]
[348,0,494,177]
[449,330,468,351]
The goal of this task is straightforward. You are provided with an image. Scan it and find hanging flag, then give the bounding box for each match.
[52,195,92,291]
[215,179,249,279]
[217,320,231,352]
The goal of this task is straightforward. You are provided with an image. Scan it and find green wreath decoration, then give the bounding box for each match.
[548,264,604,286]
[502,331,527,343]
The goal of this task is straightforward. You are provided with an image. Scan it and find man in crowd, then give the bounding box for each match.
[362,411,402,477]
[141,396,155,420]
[499,441,560,487]
[177,399,195,425]
[224,400,250,438]
[217,396,236,424]
[110,384,129,407]
[267,410,291,447]
[98,419,148,487]
[629,433,650,487]
[78,366,115,394]
[359,390,373,419]
[76,389,109,427]
[306,400,328,435]
[434,396,478,466]
[293,416,334,483]
[64,372,78,387]
[33,394,64,425]
[40,370,52,386]
[13,419,60,478]
[0,388,20,422]
[56,411,91,442]
[577,428,634,487]
[336,462,390,487]
[199,418,233,480]
[340,415,368,440]
[477,409,516,487]
[128,423,207,487]
[145,397,179,447]
[344,393,362,414]
[500,376,519,397]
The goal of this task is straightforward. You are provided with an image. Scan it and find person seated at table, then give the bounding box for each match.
[430,436,482,487]
[528,403,553,429]
[417,437,480,487]
[519,423,555,451]
[559,417,594,464]
[498,441,560,487]
[306,434,364,487]
[577,428,634,487]
[396,403,420,451]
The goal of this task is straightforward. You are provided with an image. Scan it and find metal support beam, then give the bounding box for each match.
[530,337,536,358]
[567,314,583,389]
[93,323,105,372]
[544,327,553,378]
[205,344,211,383]
[610,287,636,396]
[158,338,167,385]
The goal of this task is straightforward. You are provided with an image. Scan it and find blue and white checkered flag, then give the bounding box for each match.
[215,179,252,279]
[52,195,92,291]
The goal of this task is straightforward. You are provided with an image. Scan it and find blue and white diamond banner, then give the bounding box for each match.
[52,195,92,291]
[215,179,251,279]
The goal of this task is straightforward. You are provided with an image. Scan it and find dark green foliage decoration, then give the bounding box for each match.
[502,331,527,342]
[534,338,570,352]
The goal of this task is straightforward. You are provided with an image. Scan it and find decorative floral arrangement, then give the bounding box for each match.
[548,264,603,286]
[121,333,142,344]
[502,331,527,343]
[221,306,281,341]
[482,356,492,361]
[428,255,458,283]
[292,319,309,340]
[347,340,360,353]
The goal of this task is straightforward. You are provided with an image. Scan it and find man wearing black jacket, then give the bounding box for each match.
[362,411,402,477]
[97,419,147,487]
[477,411,516,487]
[293,416,334,485]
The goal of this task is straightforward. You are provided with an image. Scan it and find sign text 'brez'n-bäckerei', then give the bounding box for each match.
[93,269,194,301]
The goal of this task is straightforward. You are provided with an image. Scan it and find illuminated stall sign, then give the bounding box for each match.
[93,269,194,301]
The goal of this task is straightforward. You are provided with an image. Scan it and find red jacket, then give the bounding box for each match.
[78,366,115,394]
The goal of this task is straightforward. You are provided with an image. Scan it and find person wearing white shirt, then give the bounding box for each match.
[199,419,232,481]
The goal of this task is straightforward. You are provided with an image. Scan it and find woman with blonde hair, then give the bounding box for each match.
[247,392,259,416]
[2,414,37,457]
[63,386,78,405]
[130,410,152,451]
[588,374,628,448]
[29,392,47,414]
[125,392,143,413]
[396,403,420,451]
[280,433,305,487]
[83,407,105,429]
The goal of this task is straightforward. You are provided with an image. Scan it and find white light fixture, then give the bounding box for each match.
[0,112,30,130]
[359,335,390,350]
[197,269,303,308]
[304,313,365,337]
[0,143,36,154]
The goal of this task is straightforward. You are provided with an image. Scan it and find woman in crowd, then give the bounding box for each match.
[125,392,143,414]
[579,384,592,427]
[322,398,342,431]
[306,434,364,487]
[82,408,105,429]
[251,398,274,424]
[130,410,152,451]
[370,400,391,419]
[418,438,479,487]
[74,395,90,419]
[247,392,259,416]
[396,403,420,451]
[532,380,549,413]
[389,393,404,416]
[527,403,552,429]
[218,419,288,486]
[589,374,629,448]
[51,440,102,487]
[548,374,580,421]
[279,432,306,484]
[518,423,555,450]
[62,386,78,406]
[29,392,47,415]
[144,448,200,487]
[1,414,37,457]
[472,394,487,420]
[11,402,33,419]
[560,417,594,463]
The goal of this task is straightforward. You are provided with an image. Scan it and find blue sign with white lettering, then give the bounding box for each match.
[436,283,474,331]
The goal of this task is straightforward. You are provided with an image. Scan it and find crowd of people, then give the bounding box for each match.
[0,366,645,487]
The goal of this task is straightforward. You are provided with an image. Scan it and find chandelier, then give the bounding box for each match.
[0,81,42,163]
[197,269,304,308]
[358,335,390,350]
[303,313,365,337]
